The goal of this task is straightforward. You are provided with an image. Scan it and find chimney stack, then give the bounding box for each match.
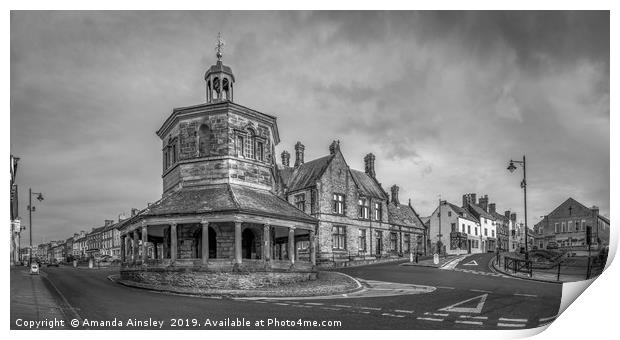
[488,203,496,214]
[104,219,114,226]
[479,195,489,212]
[390,185,400,205]
[364,153,376,178]
[462,193,477,207]
[131,208,139,217]
[281,150,291,167]
[329,140,340,155]
[510,213,517,222]
[294,142,305,167]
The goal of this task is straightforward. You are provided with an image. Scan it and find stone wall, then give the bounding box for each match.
[120,268,317,290]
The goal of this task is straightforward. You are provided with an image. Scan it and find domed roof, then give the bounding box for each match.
[204,60,235,81]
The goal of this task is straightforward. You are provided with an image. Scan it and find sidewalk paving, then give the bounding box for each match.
[10,266,68,328]
[491,258,595,283]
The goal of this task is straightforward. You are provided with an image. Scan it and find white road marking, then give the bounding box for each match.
[332,304,352,308]
[305,302,324,306]
[539,315,557,322]
[275,303,289,306]
[497,323,526,328]
[254,301,267,303]
[455,320,483,325]
[437,286,455,290]
[463,260,479,266]
[382,313,405,318]
[499,317,528,322]
[439,294,488,314]
[359,306,381,311]
[394,309,415,314]
[321,307,341,311]
[417,317,444,322]
[425,312,449,317]
[459,315,488,320]
[470,289,492,293]
[514,293,538,297]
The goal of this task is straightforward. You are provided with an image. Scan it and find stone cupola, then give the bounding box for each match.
[205,33,235,103]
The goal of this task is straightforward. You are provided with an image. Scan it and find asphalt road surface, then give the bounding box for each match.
[12,253,562,330]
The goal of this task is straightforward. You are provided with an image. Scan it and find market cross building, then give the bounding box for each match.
[119,39,318,287]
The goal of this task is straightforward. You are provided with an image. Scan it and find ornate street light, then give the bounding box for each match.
[28,188,45,266]
[507,155,529,261]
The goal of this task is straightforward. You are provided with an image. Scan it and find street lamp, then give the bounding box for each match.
[27,188,44,266]
[507,155,529,261]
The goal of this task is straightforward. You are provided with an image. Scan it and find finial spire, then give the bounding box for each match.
[215,32,225,61]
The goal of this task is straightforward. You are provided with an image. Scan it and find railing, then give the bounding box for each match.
[503,256,533,277]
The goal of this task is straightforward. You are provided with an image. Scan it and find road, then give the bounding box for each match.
[11,253,562,330]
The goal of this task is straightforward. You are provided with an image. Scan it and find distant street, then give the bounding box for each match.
[11,254,562,330]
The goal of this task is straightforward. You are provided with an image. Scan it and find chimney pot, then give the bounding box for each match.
[489,203,496,214]
[294,142,305,167]
[390,185,400,205]
[364,153,376,178]
[281,150,291,167]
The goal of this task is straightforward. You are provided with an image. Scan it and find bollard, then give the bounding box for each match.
[557,262,561,281]
[416,253,419,263]
[409,252,413,263]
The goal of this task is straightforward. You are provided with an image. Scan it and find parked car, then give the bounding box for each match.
[547,241,559,250]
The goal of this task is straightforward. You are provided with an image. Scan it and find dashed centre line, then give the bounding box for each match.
[382,313,405,318]
[455,320,483,326]
[417,317,444,322]
[470,289,492,294]
[394,309,414,314]
[514,293,538,298]
[499,317,528,322]
[497,323,526,328]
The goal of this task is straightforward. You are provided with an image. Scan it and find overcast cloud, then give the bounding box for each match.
[10,11,609,244]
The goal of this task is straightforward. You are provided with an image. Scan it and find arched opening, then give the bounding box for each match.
[222,78,230,101]
[212,77,220,100]
[208,227,217,258]
[198,123,212,157]
[242,228,257,259]
[207,80,211,102]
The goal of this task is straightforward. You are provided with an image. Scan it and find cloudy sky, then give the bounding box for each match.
[11,11,609,244]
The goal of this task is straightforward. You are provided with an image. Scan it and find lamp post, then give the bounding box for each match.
[27,188,44,266]
[507,155,528,261]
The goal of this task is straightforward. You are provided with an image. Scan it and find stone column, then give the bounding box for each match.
[309,230,316,265]
[132,229,139,264]
[120,235,126,263]
[163,226,170,259]
[170,223,177,262]
[125,235,131,262]
[263,224,271,262]
[201,221,209,265]
[288,227,296,265]
[234,222,242,264]
[141,225,148,263]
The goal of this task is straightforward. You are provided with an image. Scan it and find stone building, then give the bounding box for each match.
[86,225,105,259]
[533,197,610,253]
[118,39,318,288]
[277,140,425,267]
[488,203,510,252]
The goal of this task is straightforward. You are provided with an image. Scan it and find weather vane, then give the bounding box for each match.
[215,32,225,61]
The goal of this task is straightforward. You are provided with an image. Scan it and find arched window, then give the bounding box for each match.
[222,78,230,101]
[212,77,220,100]
[197,124,212,157]
[236,134,244,157]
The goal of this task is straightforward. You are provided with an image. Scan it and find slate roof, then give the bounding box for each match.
[446,202,479,223]
[88,226,106,235]
[465,203,495,220]
[278,165,294,188]
[141,184,316,223]
[285,155,334,192]
[490,211,509,223]
[387,202,424,229]
[350,169,387,200]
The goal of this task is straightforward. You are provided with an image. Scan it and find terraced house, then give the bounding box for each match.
[278,141,426,266]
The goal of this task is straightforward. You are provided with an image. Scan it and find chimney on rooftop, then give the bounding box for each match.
[462,193,477,207]
[479,195,489,212]
[105,219,114,226]
[391,185,400,205]
[364,153,376,178]
[294,142,305,167]
[489,203,496,214]
[510,213,517,222]
[131,208,138,217]
[329,140,340,155]
[281,150,290,167]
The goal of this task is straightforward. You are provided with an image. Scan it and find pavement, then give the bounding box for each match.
[10,266,71,329]
[10,255,562,330]
[493,254,601,283]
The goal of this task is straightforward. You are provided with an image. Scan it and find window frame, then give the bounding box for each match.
[332,225,347,250]
[332,193,345,215]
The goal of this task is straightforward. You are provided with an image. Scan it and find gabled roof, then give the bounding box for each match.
[140,184,316,224]
[490,210,509,223]
[88,226,106,235]
[445,202,479,224]
[465,203,495,220]
[278,165,294,187]
[548,197,591,217]
[599,215,610,225]
[285,155,334,192]
[350,169,387,200]
[387,202,424,229]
